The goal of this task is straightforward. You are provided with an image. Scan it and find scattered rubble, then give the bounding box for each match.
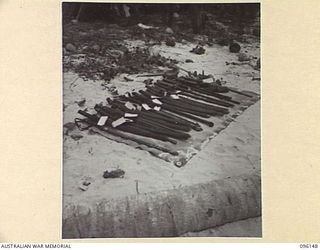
[63,42,179,82]
[63,11,259,83]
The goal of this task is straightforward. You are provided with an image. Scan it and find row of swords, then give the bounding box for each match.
[76,76,252,156]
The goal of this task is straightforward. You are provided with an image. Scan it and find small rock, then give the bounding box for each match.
[190,46,205,55]
[70,133,83,141]
[229,42,241,53]
[173,12,179,19]
[75,98,86,107]
[66,43,76,52]
[103,169,125,179]
[238,52,250,62]
[165,27,174,34]
[185,59,194,63]
[165,37,176,47]
[71,19,78,24]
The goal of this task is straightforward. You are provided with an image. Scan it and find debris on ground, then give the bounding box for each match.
[103,169,125,178]
[63,42,179,82]
[190,46,206,55]
[78,177,92,191]
[63,8,259,84]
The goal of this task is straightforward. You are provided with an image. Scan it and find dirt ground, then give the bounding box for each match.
[63,19,260,237]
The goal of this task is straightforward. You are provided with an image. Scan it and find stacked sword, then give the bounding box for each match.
[76,76,252,157]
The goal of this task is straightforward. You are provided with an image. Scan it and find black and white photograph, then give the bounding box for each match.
[62,2,261,238]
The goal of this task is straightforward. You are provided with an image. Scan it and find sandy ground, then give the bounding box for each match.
[182,216,262,237]
[63,40,260,235]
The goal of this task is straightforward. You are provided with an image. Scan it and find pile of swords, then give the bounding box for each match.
[76,76,252,156]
